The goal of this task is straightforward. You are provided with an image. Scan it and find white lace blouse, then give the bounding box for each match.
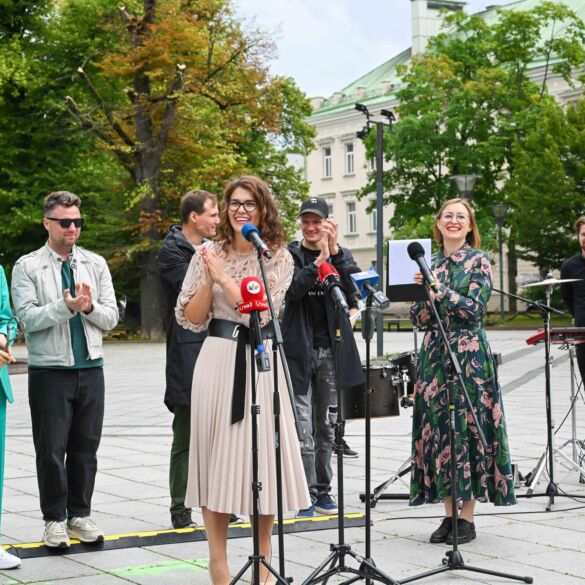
[176,241,294,332]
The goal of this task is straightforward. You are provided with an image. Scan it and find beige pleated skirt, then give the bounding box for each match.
[185,336,311,515]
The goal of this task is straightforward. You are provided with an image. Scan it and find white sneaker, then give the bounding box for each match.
[0,547,21,569]
[66,516,104,543]
[43,521,70,548]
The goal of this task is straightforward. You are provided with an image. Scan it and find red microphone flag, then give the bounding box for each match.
[238,276,269,314]
[317,262,340,283]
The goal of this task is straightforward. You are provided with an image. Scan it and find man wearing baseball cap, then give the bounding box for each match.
[282,197,363,517]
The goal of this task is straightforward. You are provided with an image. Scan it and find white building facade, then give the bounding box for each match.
[303,0,585,303]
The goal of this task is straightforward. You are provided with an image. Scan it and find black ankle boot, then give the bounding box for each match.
[446,518,476,544]
[430,517,452,543]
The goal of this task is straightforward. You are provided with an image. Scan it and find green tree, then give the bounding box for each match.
[0,0,314,337]
[507,100,585,272]
[0,0,128,268]
[66,0,314,338]
[360,1,585,307]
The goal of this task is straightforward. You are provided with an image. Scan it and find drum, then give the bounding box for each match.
[341,364,400,420]
[389,351,417,402]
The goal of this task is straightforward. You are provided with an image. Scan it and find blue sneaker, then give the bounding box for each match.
[315,493,338,515]
[296,505,315,518]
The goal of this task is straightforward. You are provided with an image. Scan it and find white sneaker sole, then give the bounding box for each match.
[66,530,104,543]
[314,507,338,515]
[44,539,70,549]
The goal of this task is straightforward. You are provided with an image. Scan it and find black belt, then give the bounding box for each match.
[208,318,274,424]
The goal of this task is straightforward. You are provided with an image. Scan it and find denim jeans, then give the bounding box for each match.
[295,347,337,503]
[28,367,104,521]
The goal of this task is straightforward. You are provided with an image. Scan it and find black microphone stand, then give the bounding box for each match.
[400,283,532,585]
[231,248,293,585]
[302,297,398,585]
[493,287,584,509]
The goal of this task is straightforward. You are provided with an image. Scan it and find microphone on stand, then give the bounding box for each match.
[407,241,439,292]
[241,224,273,259]
[239,276,271,372]
[317,262,350,315]
[350,269,390,309]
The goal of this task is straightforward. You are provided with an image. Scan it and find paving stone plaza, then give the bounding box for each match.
[2,329,585,584]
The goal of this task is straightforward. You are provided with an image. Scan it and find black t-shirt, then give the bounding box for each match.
[301,245,332,348]
[560,253,585,326]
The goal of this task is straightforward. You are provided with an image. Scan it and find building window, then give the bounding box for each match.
[368,158,376,172]
[323,146,332,178]
[347,201,357,234]
[345,142,354,175]
[326,200,334,217]
[370,205,377,232]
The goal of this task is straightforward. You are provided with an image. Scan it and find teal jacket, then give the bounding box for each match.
[0,266,14,404]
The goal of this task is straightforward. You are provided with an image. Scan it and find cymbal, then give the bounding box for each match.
[523,277,582,288]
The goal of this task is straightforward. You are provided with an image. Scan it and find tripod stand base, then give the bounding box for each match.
[301,543,399,585]
[359,459,412,505]
[231,555,290,585]
[399,549,533,584]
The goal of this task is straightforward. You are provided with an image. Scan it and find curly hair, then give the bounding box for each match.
[433,197,481,248]
[216,176,286,252]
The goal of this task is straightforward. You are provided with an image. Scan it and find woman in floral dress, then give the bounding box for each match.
[409,197,516,545]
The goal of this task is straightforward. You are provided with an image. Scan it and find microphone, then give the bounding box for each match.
[239,276,269,314]
[407,241,439,292]
[317,262,349,315]
[350,269,390,309]
[239,276,270,372]
[241,224,273,259]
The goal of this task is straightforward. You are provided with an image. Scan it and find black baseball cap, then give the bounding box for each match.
[299,197,329,218]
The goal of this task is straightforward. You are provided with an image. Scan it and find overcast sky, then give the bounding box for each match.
[235,0,514,98]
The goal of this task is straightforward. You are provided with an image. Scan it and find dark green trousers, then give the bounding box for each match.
[169,405,191,516]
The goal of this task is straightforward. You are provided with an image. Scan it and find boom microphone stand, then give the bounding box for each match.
[302,296,398,585]
[400,283,532,585]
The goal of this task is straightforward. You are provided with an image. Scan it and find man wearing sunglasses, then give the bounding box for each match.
[11,191,118,549]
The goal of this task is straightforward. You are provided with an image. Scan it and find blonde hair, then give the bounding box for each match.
[433,197,481,248]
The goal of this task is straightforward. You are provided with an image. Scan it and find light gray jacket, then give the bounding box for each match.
[11,243,118,367]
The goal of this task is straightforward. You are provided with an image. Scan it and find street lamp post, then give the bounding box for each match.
[450,174,479,202]
[491,204,510,323]
[356,103,394,357]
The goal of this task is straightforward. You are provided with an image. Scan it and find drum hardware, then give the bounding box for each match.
[359,345,418,505]
[510,278,585,510]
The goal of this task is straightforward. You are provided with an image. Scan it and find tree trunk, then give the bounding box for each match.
[139,247,164,340]
[507,230,518,314]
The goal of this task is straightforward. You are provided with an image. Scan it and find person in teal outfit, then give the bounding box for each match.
[0,266,22,569]
[409,197,516,546]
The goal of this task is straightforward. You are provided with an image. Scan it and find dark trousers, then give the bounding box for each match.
[169,405,191,516]
[576,342,585,388]
[28,367,105,522]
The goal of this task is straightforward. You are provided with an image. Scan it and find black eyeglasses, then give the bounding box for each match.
[228,199,258,212]
[46,217,85,228]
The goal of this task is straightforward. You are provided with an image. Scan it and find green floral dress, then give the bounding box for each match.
[409,244,516,507]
